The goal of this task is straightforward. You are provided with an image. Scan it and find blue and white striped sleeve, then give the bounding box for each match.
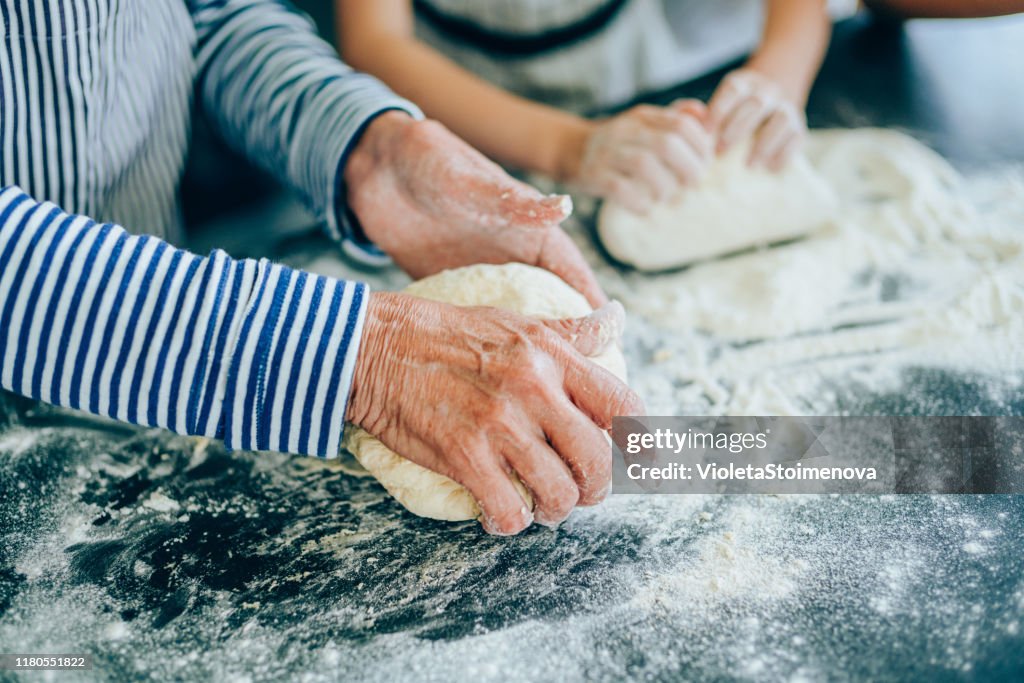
[0,186,367,459]
[187,0,423,265]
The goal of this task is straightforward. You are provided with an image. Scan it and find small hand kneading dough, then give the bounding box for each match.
[342,263,629,522]
[597,141,838,271]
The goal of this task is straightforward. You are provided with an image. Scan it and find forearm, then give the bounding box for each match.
[747,0,831,104]
[0,186,367,458]
[342,32,591,181]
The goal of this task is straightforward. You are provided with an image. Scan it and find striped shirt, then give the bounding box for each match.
[0,0,421,458]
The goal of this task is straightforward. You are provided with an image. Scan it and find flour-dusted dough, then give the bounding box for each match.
[342,263,629,522]
[597,142,839,271]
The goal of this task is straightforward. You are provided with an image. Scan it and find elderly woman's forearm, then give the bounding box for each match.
[0,186,368,459]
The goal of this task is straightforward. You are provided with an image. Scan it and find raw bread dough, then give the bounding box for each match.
[342,263,629,521]
[597,141,839,271]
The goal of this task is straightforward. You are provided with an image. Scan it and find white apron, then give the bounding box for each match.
[413,0,856,113]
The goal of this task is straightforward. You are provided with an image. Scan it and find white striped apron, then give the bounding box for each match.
[413,0,857,113]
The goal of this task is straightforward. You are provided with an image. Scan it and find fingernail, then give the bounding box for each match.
[545,194,573,218]
[480,506,533,536]
[584,301,626,352]
[534,513,563,529]
[602,299,627,329]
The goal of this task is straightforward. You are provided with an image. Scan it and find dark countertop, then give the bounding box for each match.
[3,13,1024,683]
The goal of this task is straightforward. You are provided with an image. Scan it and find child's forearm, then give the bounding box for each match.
[746,0,831,104]
[342,31,592,181]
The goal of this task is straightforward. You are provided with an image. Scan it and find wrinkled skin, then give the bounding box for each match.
[571,100,714,214]
[341,112,643,534]
[708,68,807,171]
[346,294,643,535]
[344,111,606,308]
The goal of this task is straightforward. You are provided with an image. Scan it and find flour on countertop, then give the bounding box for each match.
[573,129,1024,416]
[3,129,1018,681]
[303,129,1024,418]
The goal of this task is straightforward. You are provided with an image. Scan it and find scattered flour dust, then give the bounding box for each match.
[141,491,181,513]
[568,128,1024,415]
[302,128,1024,417]
[272,129,1024,681]
[299,127,1024,417]
[630,501,805,607]
[0,428,43,456]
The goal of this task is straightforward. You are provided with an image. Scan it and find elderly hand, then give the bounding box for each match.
[345,293,643,535]
[344,112,606,307]
[707,68,807,171]
[568,101,713,214]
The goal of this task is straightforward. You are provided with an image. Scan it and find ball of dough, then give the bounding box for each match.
[342,263,629,522]
[597,142,838,271]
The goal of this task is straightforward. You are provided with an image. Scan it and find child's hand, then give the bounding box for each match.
[708,68,807,171]
[570,101,713,214]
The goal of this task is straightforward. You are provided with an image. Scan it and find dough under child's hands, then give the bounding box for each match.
[597,139,837,271]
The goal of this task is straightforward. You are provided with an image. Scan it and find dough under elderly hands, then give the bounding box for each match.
[342,263,629,523]
[597,141,839,271]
